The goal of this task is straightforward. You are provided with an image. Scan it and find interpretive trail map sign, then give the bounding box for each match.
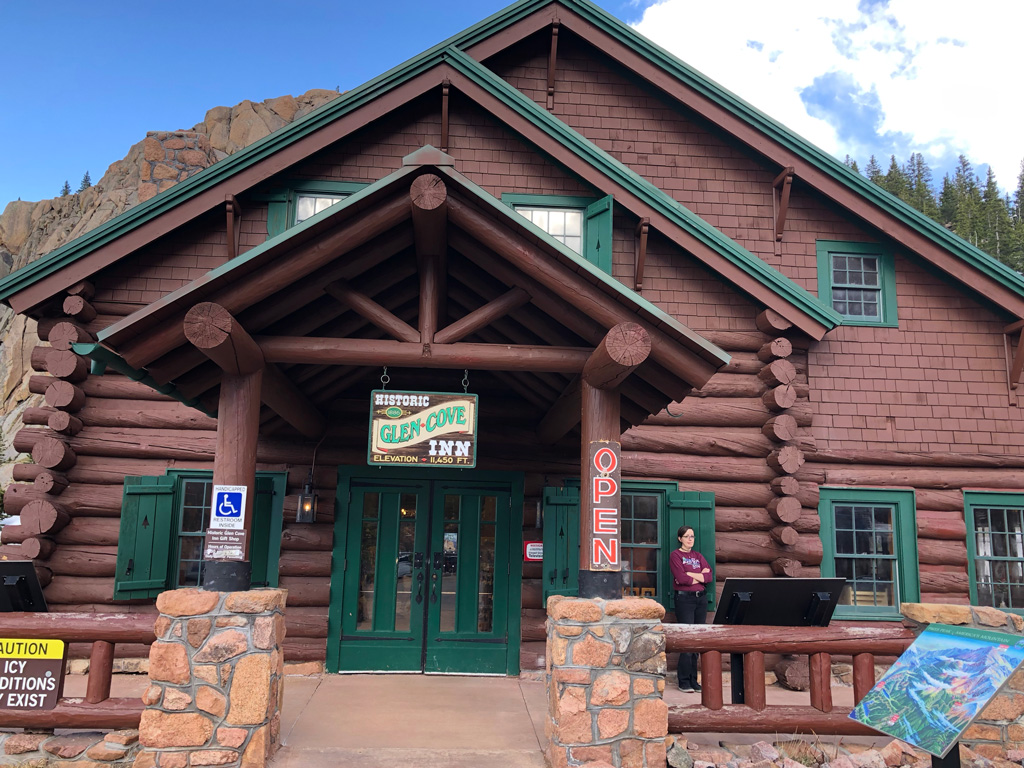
[850,623,1024,757]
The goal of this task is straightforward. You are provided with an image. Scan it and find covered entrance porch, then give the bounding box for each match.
[328,468,524,674]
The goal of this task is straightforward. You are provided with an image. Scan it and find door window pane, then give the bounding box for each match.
[478,496,497,633]
[177,480,211,587]
[394,495,417,633]
[621,492,661,598]
[357,493,381,631]
[440,520,459,633]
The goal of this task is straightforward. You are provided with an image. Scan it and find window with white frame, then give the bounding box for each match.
[513,206,584,254]
[295,193,349,224]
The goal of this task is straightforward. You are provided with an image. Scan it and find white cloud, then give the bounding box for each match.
[632,0,1024,187]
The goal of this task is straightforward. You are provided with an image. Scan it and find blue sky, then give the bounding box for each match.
[2,0,1021,208]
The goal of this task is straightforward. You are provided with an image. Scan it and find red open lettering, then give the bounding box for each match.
[594,508,618,534]
[592,538,619,566]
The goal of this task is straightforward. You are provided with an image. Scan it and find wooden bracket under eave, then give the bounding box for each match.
[225,194,242,261]
[547,21,560,111]
[772,167,794,257]
[634,218,650,292]
[1005,318,1024,405]
[441,80,451,153]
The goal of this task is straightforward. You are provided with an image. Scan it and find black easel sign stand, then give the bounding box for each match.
[712,578,845,704]
[0,561,48,613]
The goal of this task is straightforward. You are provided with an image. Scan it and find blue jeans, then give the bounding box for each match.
[673,590,707,687]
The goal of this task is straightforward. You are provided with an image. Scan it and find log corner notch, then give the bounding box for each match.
[772,167,795,256]
[183,302,325,440]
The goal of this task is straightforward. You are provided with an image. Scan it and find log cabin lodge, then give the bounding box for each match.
[2,0,1024,676]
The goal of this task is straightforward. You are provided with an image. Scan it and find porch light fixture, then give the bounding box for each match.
[296,434,326,524]
[296,472,318,524]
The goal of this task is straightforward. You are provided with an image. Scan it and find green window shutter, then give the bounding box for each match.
[666,491,716,610]
[584,196,613,274]
[114,475,176,600]
[542,487,580,601]
[250,474,284,588]
[267,199,289,239]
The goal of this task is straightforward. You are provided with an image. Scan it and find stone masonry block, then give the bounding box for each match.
[156,589,220,617]
[149,642,190,685]
[571,634,613,667]
[591,671,630,706]
[225,589,286,614]
[194,630,248,663]
[188,618,213,648]
[634,697,669,738]
[604,597,666,620]
[981,693,1024,721]
[549,598,603,623]
[227,654,272,725]
[597,708,630,739]
[139,711,214,748]
[188,749,239,765]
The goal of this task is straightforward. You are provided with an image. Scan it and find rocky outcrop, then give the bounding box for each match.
[0,88,340,490]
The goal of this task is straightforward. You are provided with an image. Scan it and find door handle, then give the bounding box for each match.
[415,571,424,604]
[430,571,439,604]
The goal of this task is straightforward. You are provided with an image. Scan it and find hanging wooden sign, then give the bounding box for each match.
[368,390,478,468]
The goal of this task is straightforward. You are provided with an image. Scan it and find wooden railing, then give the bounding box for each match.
[0,612,156,728]
[665,623,915,735]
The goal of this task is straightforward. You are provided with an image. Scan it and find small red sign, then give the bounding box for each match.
[524,541,543,561]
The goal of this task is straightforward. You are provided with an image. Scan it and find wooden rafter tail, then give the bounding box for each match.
[772,166,795,255]
[546,21,560,110]
[634,217,649,292]
[225,194,242,261]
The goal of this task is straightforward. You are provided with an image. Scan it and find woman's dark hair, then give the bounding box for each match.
[677,525,695,540]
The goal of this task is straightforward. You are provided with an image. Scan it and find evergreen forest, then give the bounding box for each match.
[844,153,1024,273]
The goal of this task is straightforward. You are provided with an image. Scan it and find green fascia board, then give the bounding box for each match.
[444,48,843,331]
[72,342,216,417]
[98,165,420,346]
[435,163,730,366]
[558,0,1024,303]
[0,0,556,305]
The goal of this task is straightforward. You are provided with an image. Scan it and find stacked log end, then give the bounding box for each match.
[3,289,96,594]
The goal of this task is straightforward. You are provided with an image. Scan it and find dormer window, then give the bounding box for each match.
[295,193,348,224]
[502,194,614,274]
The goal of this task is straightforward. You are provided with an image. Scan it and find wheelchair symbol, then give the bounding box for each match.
[215,492,243,518]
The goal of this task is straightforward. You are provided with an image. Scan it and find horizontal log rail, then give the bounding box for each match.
[665,623,915,735]
[0,612,156,729]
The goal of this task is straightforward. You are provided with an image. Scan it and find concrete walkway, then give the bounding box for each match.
[272,674,550,768]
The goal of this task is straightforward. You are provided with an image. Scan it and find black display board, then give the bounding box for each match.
[713,577,846,627]
[711,577,844,705]
[0,561,48,612]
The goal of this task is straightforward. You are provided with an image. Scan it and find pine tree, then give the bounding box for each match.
[979,166,1013,260]
[904,153,938,218]
[952,155,983,246]
[881,155,910,202]
[77,171,92,192]
[939,174,958,228]
[843,155,860,174]
[60,180,71,197]
[864,155,883,183]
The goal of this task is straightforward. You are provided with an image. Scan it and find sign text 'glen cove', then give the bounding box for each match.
[368,390,479,468]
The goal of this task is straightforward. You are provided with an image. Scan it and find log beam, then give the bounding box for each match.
[257,336,593,372]
[434,287,531,344]
[324,280,420,343]
[583,322,652,390]
[537,377,582,445]
[184,302,265,376]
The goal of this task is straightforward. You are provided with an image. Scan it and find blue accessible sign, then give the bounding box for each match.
[209,485,247,531]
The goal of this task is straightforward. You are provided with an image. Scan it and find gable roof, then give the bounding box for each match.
[2,0,1020,328]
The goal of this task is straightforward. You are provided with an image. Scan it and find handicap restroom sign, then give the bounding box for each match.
[209,485,247,530]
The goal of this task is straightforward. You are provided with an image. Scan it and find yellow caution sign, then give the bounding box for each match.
[0,639,65,659]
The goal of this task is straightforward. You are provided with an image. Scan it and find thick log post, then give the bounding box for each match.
[701,651,724,710]
[580,380,621,597]
[85,641,115,704]
[207,370,262,589]
[852,653,876,703]
[743,652,767,712]
[411,174,447,344]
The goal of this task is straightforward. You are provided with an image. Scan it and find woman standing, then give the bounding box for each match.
[669,526,710,692]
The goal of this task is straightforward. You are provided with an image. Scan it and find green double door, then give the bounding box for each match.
[329,472,521,674]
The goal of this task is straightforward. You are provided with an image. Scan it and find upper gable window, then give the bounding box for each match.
[502,194,614,274]
[262,181,369,239]
[295,193,348,224]
[816,240,897,327]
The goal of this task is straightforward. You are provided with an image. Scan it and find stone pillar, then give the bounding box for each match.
[135,588,287,768]
[901,603,1024,761]
[546,596,668,768]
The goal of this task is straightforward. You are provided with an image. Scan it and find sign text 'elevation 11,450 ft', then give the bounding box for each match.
[368,390,478,468]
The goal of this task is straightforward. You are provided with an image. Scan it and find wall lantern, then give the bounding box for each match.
[296,473,318,524]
